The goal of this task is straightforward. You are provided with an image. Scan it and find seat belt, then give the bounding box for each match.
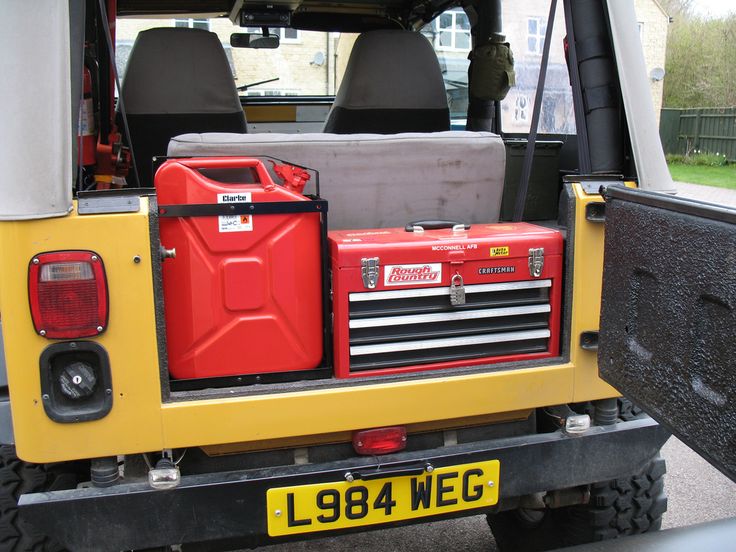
[512,0,558,222]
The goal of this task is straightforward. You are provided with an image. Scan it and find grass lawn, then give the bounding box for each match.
[668,163,736,190]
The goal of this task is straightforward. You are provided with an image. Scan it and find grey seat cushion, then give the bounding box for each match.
[168,131,505,230]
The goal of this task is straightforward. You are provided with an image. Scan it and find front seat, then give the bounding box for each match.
[323,30,450,134]
[120,27,247,187]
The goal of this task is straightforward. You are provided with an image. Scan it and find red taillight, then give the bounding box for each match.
[353,426,407,455]
[28,251,108,339]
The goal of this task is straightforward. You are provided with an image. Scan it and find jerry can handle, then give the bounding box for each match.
[174,157,275,190]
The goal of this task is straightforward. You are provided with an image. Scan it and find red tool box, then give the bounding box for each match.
[329,222,563,378]
[155,157,327,381]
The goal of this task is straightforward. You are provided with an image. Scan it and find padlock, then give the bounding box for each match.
[450,273,466,306]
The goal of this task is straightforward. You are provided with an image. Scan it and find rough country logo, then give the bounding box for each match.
[384,263,442,286]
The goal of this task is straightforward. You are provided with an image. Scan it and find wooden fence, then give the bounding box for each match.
[660,107,736,162]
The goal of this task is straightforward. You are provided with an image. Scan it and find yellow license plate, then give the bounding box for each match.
[266,460,500,536]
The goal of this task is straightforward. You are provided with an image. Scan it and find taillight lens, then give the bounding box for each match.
[28,251,108,338]
[353,426,407,455]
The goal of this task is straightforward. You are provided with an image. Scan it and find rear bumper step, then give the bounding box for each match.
[20,417,668,552]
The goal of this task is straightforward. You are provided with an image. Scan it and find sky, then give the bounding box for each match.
[690,0,736,18]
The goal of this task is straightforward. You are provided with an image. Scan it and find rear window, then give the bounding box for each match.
[117,8,576,134]
[116,18,357,97]
[500,6,574,134]
[422,6,575,133]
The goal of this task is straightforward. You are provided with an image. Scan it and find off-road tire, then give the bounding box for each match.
[0,446,64,552]
[487,455,667,552]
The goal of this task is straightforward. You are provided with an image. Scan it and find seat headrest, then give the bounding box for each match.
[334,30,448,110]
[121,27,241,116]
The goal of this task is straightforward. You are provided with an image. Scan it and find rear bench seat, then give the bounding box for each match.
[167,131,506,230]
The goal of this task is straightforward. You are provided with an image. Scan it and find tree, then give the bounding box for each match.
[658,0,694,20]
[663,14,736,108]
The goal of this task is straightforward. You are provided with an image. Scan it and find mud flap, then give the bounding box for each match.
[598,185,736,482]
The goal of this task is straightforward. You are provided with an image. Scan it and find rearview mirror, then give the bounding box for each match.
[230,33,280,49]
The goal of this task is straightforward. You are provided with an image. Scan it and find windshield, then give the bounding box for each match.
[116,18,357,96]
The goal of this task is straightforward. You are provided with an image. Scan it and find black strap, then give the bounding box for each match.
[584,84,618,113]
[513,0,558,222]
[576,36,611,63]
[158,200,328,218]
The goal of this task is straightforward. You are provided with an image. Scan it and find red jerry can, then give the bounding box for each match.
[155,157,323,380]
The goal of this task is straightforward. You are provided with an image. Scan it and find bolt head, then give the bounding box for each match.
[133,255,141,264]
[345,472,354,483]
[39,330,46,337]
[488,481,495,488]
[275,509,282,517]
[425,464,434,473]
[42,394,50,401]
[91,255,98,262]
[96,326,104,332]
[32,258,40,265]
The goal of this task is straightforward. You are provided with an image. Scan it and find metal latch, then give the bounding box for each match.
[450,273,466,306]
[580,331,600,351]
[528,248,544,278]
[361,257,380,289]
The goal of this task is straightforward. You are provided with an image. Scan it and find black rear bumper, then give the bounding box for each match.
[20,417,668,552]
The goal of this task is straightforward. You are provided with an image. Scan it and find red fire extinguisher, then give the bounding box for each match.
[78,57,98,190]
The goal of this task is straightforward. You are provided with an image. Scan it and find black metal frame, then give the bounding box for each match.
[19,417,668,552]
[604,184,736,224]
[158,195,333,391]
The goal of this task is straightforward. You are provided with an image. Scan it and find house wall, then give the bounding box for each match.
[634,0,669,119]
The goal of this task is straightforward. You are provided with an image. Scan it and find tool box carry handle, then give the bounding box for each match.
[175,157,275,189]
[404,220,471,232]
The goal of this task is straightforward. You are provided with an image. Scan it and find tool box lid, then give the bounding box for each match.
[329,222,563,268]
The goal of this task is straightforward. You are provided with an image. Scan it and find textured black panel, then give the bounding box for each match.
[599,186,736,482]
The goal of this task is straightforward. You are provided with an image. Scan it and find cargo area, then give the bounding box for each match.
[101,7,576,392]
[151,153,566,390]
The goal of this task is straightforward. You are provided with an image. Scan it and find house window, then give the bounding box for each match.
[527,17,546,54]
[244,89,299,97]
[244,27,301,43]
[174,18,210,30]
[433,9,471,51]
[514,95,529,122]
